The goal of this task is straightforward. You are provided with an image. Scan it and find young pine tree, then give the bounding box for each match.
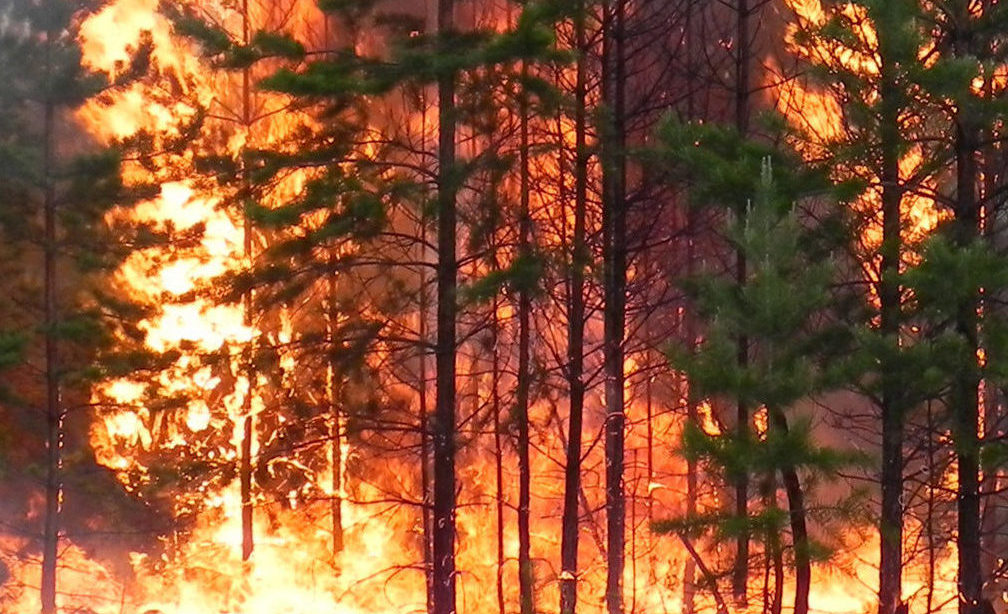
[653,122,863,614]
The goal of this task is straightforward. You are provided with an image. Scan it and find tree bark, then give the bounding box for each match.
[877,29,904,614]
[516,58,535,614]
[492,303,505,614]
[732,0,751,602]
[40,90,60,614]
[559,6,589,613]
[768,407,810,614]
[328,271,344,557]
[950,6,982,612]
[239,0,255,563]
[602,0,627,611]
[953,104,983,614]
[432,0,458,611]
[418,93,435,614]
[683,389,698,614]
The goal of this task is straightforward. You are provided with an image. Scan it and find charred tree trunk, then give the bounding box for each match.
[602,1,627,612]
[682,7,698,611]
[516,59,535,614]
[559,6,589,613]
[40,90,60,614]
[432,0,458,611]
[770,525,783,614]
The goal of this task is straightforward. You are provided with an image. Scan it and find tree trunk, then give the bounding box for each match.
[239,0,255,563]
[732,0,751,602]
[559,7,588,613]
[328,272,344,557]
[492,302,505,614]
[768,407,810,614]
[953,108,982,614]
[418,94,435,614]
[950,7,982,612]
[240,411,254,561]
[602,1,627,612]
[877,34,904,614]
[40,92,60,614]
[760,464,782,614]
[432,0,458,611]
[683,388,698,614]
[926,401,937,614]
[770,529,783,614]
[516,58,535,614]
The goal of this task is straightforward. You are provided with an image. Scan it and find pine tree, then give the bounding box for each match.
[653,121,862,614]
[902,2,1008,608]
[785,4,932,612]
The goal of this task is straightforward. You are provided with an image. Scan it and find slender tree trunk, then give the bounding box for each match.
[559,7,589,613]
[949,7,983,613]
[419,95,435,614]
[683,387,698,614]
[926,401,937,614]
[40,92,60,614]
[240,408,254,560]
[877,38,904,614]
[770,529,783,614]
[492,301,505,614]
[602,1,627,611]
[768,407,810,614]
[732,0,751,602]
[682,6,699,610]
[683,225,698,614]
[420,310,434,613]
[239,0,255,563]
[432,0,458,611]
[328,272,344,557]
[516,58,535,614]
[761,467,782,614]
[953,108,983,614]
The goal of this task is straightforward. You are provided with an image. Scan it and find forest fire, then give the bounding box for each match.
[0,0,1004,613]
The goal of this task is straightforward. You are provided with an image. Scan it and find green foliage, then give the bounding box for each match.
[0,0,156,392]
[654,117,833,216]
[664,145,854,409]
[654,116,864,578]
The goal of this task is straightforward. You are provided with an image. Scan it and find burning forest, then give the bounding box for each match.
[0,0,1006,613]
